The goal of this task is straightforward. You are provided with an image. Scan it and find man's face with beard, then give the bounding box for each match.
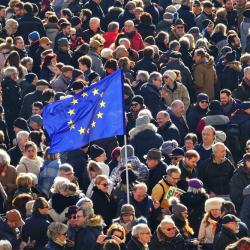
[175,25,185,37]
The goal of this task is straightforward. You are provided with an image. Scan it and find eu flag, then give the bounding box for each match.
[43,70,125,153]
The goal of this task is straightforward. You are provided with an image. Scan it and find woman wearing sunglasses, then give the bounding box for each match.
[91,175,115,228]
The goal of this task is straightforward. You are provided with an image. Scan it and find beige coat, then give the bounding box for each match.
[198,216,217,244]
[17,156,44,177]
[193,57,217,99]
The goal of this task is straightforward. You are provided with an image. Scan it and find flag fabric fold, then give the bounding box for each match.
[43,70,125,153]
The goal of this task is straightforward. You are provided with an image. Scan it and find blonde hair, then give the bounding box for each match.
[47,222,68,241]
[95,174,109,185]
[16,173,33,188]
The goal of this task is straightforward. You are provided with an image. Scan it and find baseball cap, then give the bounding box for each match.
[6,209,25,227]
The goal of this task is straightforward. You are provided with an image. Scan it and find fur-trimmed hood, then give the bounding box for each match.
[225,61,242,72]
[129,123,157,139]
[79,214,104,228]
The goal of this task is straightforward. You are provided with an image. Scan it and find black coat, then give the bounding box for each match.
[46,240,65,250]
[91,187,115,227]
[144,3,160,25]
[20,213,50,248]
[83,0,105,21]
[157,121,181,144]
[140,83,162,118]
[40,67,55,83]
[213,226,238,250]
[16,14,46,44]
[136,23,156,39]
[148,161,167,194]
[134,56,158,74]
[198,157,235,195]
[7,145,22,167]
[127,237,147,250]
[178,5,196,31]
[57,49,73,65]
[81,28,104,43]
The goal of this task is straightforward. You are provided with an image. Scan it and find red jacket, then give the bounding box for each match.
[102,31,118,48]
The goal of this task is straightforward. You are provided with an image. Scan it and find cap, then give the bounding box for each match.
[89,144,105,159]
[13,118,30,132]
[29,114,43,126]
[121,204,135,216]
[131,95,144,106]
[58,37,69,48]
[203,1,213,8]
[171,147,184,157]
[40,37,52,44]
[161,140,178,154]
[144,148,164,160]
[28,31,40,42]
[222,214,240,224]
[188,178,203,189]
[6,209,25,227]
[205,197,224,213]
[174,19,185,26]
[197,93,209,102]
[163,70,177,81]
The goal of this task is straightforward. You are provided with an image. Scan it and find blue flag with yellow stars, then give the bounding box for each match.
[43,70,125,153]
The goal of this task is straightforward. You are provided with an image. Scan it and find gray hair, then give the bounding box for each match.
[137,70,149,82]
[138,109,153,120]
[47,222,68,242]
[160,215,175,227]
[148,71,162,84]
[89,17,100,24]
[0,149,10,167]
[133,182,147,192]
[171,99,184,109]
[119,38,131,46]
[166,165,181,176]
[3,66,18,77]
[21,57,33,66]
[16,131,29,143]
[132,224,150,238]
[108,21,119,32]
[58,163,74,174]
[0,240,12,250]
[212,142,226,154]
[5,19,18,34]
[124,20,134,27]
[157,110,170,119]
[76,197,93,208]
[113,45,127,59]
[51,176,70,193]
[77,205,95,217]
[244,66,250,76]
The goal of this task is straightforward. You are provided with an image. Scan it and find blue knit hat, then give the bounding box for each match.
[28,31,40,41]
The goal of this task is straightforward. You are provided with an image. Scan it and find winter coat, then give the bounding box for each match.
[144,3,160,25]
[196,12,215,31]
[230,165,250,211]
[8,145,23,167]
[125,31,144,51]
[221,98,241,117]
[127,236,148,250]
[91,186,115,227]
[162,81,190,111]
[83,0,105,21]
[178,5,196,31]
[156,20,172,34]
[46,240,65,250]
[20,90,43,119]
[198,157,235,195]
[213,226,238,250]
[40,67,55,83]
[118,11,135,27]
[240,17,250,51]
[44,22,59,46]
[136,23,156,40]
[75,215,103,250]
[129,123,163,161]
[52,74,71,93]
[88,48,105,77]
[16,14,46,44]
[157,121,180,144]
[193,57,217,99]
[240,185,250,230]
[232,80,250,101]
[220,61,241,91]
[102,31,118,48]
[187,104,207,132]
[57,49,73,65]
[82,28,104,44]
[134,56,158,74]
[149,227,187,250]
[180,192,208,236]
[21,213,50,248]
[139,83,162,118]
[198,216,217,244]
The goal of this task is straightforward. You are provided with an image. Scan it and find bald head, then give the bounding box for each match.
[171,100,185,117]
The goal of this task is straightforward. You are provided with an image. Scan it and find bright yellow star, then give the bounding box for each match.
[82,92,88,97]
[68,109,75,116]
[100,100,106,108]
[78,127,85,134]
[68,119,73,125]
[91,121,96,128]
[70,124,75,130]
[71,99,78,105]
[97,112,103,118]
[92,88,99,96]
[86,128,90,134]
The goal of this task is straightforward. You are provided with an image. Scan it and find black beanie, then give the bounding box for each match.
[13,118,30,132]
[25,73,37,83]
[131,95,144,106]
[89,144,105,159]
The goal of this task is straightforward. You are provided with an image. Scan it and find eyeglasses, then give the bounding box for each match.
[176,26,184,29]
[170,175,180,180]
[164,227,176,231]
[100,183,109,187]
[200,100,209,104]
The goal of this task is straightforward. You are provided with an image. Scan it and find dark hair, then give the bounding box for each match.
[61,8,73,19]
[140,12,153,25]
[220,88,232,96]
[13,36,23,45]
[23,3,33,13]
[155,31,168,44]
[0,5,5,10]
[14,2,24,9]
[169,40,180,50]
[4,51,23,78]
[48,15,58,24]
[33,197,48,215]
[184,133,198,145]
[81,9,92,20]
[42,89,55,103]
[185,150,200,159]
[29,131,44,149]
[227,34,237,45]
[78,55,92,68]
[221,201,236,215]
[103,240,120,250]
[32,101,43,110]
[42,53,57,70]
[143,46,154,58]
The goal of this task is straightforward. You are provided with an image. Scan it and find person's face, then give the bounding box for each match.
[246,70,250,80]
[124,22,134,33]
[227,221,240,233]
[181,211,188,219]
[15,38,25,50]
[133,187,146,202]
[214,145,226,160]
[57,232,67,245]
[210,209,221,218]
[121,214,134,223]
[50,58,57,67]
[61,170,74,182]
[173,104,185,117]
[167,172,181,186]
[76,210,86,226]
[32,106,42,115]
[232,36,241,47]
[119,40,130,49]
[41,42,51,50]
[204,7,213,15]
[193,53,201,64]
[207,24,214,33]
[153,77,162,89]
[246,160,250,169]
[138,227,151,245]
[89,170,97,179]
[131,102,141,112]
[202,128,214,145]
[225,0,233,10]
[25,146,37,159]
[29,121,41,131]
[38,201,49,215]
[161,223,176,238]
[0,8,5,18]
[68,214,78,227]
[112,230,124,241]
[175,25,185,35]
[146,159,159,169]
[79,63,88,72]
[220,93,231,106]
[192,4,202,14]
[198,100,209,109]
[64,70,73,79]
[89,21,100,31]
[11,72,18,81]
[156,113,168,127]
[26,61,33,71]
[134,11,142,20]
[95,152,107,162]
[185,156,199,169]
[64,26,72,35]
[97,179,109,193]
[184,139,195,150]
[54,66,61,76]
[19,134,29,147]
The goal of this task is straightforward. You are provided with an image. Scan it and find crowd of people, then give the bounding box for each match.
[0,0,249,249]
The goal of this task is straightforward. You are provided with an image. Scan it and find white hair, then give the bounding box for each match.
[0,240,12,250]
[160,215,175,227]
[16,131,29,143]
[124,20,134,27]
[51,176,70,193]
[89,17,100,24]
[131,223,149,238]
[3,66,18,77]
[0,149,10,166]
[244,66,250,76]
[133,182,147,192]
[138,109,152,120]
[212,142,226,153]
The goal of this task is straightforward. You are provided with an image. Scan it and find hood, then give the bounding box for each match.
[197,57,214,69]
[243,184,250,196]
[129,123,157,139]
[225,61,242,72]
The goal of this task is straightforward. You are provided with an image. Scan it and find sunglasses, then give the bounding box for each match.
[165,227,176,231]
[176,26,184,29]
[200,100,209,103]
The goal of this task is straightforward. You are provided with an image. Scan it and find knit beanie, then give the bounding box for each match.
[170,198,187,216]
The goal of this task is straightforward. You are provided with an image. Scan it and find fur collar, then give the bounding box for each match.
[129,123,157,139]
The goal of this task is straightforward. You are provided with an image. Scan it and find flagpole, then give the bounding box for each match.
[124,135,130,204]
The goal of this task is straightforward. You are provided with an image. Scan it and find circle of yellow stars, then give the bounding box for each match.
[67,88,106,135]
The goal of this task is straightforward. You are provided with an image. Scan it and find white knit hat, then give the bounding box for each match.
[163,70,177,81]
[205,197,224,213]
